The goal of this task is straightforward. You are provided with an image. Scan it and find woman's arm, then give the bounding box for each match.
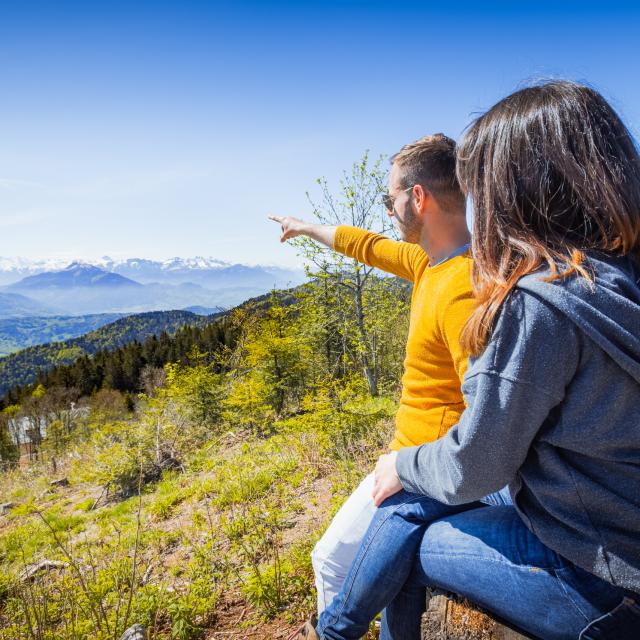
[394,290,581,503]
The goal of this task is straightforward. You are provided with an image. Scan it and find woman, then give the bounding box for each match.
[306,81,640,640]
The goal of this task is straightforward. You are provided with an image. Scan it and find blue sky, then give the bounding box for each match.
[1,0,639,267]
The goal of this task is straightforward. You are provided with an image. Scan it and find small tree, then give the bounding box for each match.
[164,358,224,430]
[222,296,312,434]
[0,406,19,470]
[297,152,393,396]
[20,384,47,461]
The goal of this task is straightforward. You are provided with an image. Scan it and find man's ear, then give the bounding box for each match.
[413,185,430,215]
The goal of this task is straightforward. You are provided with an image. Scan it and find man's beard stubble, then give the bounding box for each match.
[395,205,422,244]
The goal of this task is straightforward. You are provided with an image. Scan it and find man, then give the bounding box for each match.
[270,134,474,635]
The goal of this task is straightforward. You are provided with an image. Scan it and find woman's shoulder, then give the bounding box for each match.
[517,254,640,298]
[473,288,580,386]
[506,254,640,387]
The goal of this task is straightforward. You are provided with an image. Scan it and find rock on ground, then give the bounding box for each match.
[120,624,147,640]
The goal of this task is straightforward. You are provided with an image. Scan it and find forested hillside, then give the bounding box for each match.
[0,310,214,398]
[0,313,125,357]
[0,291,300,405]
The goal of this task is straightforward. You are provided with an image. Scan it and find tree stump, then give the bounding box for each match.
[421,590,531,639]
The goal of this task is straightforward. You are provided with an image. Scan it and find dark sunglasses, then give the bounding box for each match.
[381,186,414,211]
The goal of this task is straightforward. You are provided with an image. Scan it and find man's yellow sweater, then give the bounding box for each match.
[334,225,475,450]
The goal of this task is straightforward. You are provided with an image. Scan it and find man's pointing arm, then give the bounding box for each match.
[268,215,337,249]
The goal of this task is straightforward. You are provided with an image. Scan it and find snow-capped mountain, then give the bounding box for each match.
[0,257,75,284]
[8,262,143,290]
[0,258,306,316]
[93,256,230,277]
[0,256,304,287]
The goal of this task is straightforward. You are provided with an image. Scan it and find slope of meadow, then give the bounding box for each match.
[0,383,393,639]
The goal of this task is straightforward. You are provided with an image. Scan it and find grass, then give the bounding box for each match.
[0,398,393,638]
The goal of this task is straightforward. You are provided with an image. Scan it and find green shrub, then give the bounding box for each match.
[147,472,188,520]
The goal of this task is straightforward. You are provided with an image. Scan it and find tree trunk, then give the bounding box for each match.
[354,273,378,396]
[421,590,532,639]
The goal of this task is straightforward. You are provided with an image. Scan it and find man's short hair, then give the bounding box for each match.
[391,134,465,213]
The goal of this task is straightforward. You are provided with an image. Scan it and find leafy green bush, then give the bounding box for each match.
[165,360,224,430]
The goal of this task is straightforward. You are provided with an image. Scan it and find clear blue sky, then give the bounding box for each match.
[1,0,639,267]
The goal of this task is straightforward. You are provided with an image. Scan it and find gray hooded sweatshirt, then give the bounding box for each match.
[396,254,640,593]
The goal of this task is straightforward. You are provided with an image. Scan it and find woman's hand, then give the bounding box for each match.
[372,451,403,506]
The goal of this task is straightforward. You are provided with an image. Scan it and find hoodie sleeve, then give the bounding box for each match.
[396,289,581,503]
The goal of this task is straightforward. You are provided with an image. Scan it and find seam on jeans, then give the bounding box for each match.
[552,568,591,624]
[423,551,562,571]
[577,598,639,640]
[320,495,426,632]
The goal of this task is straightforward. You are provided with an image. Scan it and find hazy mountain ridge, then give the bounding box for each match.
[0,313,125,357]
[0,255,303,285]
[7,263,143,290]
[0,292,60,319]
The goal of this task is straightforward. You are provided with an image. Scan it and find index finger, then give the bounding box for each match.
[268,215,284,223]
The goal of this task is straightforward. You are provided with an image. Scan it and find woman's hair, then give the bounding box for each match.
[457,80,640,356]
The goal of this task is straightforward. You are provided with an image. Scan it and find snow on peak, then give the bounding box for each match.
[0,256,298,278]
[160,256,229,271]
[0,256,73,273]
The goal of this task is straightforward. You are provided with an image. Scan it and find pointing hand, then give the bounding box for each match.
[268,215,308,243]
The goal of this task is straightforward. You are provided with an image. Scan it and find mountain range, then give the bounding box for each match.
[0,258,305,316]
[9,263,142,290]
[0,256,302,284]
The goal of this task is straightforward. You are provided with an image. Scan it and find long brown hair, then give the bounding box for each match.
[457,81,640,356]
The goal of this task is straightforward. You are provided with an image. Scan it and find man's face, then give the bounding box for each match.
[387,164,422,243]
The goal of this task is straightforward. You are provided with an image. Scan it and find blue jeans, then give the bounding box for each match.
[316,489,639,640]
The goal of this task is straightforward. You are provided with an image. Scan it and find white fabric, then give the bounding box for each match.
[311,472,377,614]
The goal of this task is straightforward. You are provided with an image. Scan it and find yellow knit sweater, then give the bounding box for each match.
[334,225,474,450]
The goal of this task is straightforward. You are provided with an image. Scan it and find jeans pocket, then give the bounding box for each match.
[579,597,640,639]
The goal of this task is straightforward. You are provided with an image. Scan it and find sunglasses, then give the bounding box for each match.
[381,186,414,211]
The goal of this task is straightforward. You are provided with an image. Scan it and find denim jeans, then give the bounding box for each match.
[316,489,639,640]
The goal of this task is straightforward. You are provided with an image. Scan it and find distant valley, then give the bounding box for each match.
[0,313,125,357]
[0,255,304,394]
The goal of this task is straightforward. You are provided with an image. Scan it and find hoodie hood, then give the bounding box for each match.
[516,254,640,384]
